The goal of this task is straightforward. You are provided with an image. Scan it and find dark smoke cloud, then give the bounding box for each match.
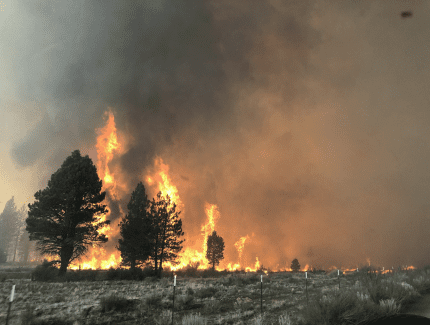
[3,0,430,269]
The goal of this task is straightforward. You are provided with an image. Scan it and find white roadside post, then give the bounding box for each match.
[338,269,340,290]
[305,272,308,305]
[260,274,263,316]
[6,284,15,325]
[172,275,176,325]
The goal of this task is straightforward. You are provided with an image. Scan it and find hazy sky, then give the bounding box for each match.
[1,0,429,270]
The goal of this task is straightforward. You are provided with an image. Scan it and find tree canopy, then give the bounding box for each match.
[206,230,225,271]
[291,258,301,272]
[26,150,109,275]
[148,192,185,277]
[117,182,153,270]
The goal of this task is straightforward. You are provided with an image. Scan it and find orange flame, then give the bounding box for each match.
[234,235,250,267]
[70,109,123,270]
[201,203,220,258]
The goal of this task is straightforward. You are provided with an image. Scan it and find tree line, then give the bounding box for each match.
[0,197,34,264]
[6,150,302,276]
[20,150,225,276]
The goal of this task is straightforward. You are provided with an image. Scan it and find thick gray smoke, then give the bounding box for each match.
[1,0,430,270]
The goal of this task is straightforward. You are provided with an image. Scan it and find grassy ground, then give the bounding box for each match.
[1,265,430,324]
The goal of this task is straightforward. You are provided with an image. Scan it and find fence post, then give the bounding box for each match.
[338,270,340,290]
[260,274,263,316]
[305,272,308,305]
[6,284,15,325]
[172,275,176,325]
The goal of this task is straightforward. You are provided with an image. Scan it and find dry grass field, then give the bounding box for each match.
[1,266,430,325]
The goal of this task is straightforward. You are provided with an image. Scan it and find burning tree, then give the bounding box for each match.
[117,182,153,271]
[206,230,225,271]
[148,192,185,277]
[26,150,110,275]
[291,258,301,272]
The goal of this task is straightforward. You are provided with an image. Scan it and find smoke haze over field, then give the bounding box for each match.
[1,0,430,270]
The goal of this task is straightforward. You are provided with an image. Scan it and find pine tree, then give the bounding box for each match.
[0,197,19,263]
[26,150,109,275]
[291,258,301,272]
[206,231,225,271]
[117,182,153,271]
[148,192,185,277]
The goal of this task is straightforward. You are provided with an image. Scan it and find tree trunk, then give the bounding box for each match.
[130,259,136,271]
[59,246,73,276]
[12,229,20,262]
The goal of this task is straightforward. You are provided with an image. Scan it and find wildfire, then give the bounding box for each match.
[58,110,421,274]
[234,235,250,262]
[70,109,124,270]
[96,110,121,193]
[201,203,220,257]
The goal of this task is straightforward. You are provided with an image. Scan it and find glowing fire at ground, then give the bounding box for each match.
[56,110,416,273]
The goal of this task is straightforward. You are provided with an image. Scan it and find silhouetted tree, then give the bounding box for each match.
[291,258,301,272]
[206,231,225,271]
[148,192,185,277]
[117,182,153,271]
[0,197,19,263]
[26,150,110,275]
[13,204,33,264]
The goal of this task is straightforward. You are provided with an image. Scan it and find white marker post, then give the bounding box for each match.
[172,275,176,325]
[6,285,15,325]
[338,270,340,290]
[260,275,263,315]
[305,272,309,305]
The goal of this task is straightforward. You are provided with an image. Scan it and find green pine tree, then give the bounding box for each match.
[148,192,185,277]
[206,231,225,271]
[26,150,109,275]
[117,182,153,271]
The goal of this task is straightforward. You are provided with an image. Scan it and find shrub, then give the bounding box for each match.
[379,298,400,315]
[278,312,293,325]
[203,297,220,313]
[181,313,207,325]
[144,294,163,309]
[195,287,218,299]
[20,304,35,325]
[299,288,382,325]
[100,293,135,313]
[155,309,172,325]
[177,294,195,309]
[31,260,59,282]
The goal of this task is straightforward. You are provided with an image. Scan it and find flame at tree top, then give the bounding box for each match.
[96,110,122,196]
[201,203,220,258]
[70,109,123,270]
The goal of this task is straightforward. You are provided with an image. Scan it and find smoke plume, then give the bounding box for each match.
[1,0,430,269]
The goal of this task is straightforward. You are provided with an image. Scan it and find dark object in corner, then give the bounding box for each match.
[363,313,430,325]
[401,11,413,18]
